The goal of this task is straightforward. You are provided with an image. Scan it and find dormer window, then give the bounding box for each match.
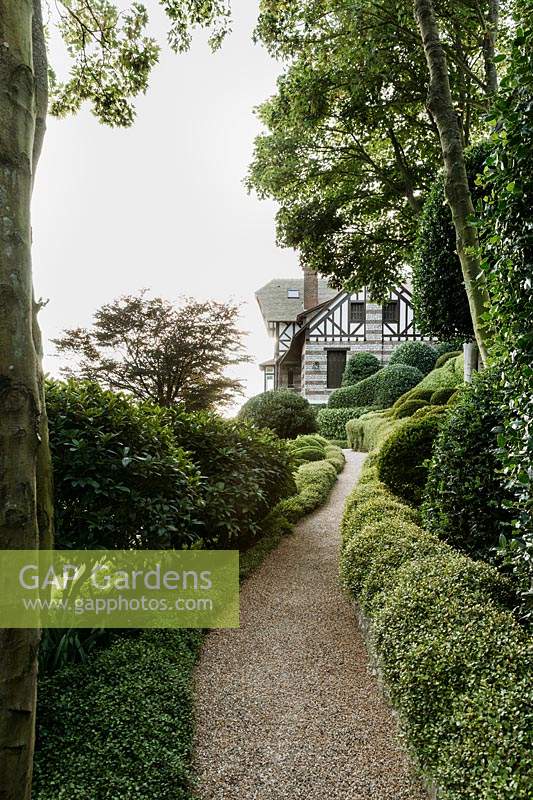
[287,288,300,299]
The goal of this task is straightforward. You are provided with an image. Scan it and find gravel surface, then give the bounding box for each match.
[193,451,428,800]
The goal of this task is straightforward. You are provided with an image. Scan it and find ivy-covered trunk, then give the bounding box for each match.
[414,0,492,363]
[0,1,51,797]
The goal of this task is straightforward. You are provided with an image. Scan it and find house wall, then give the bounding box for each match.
[302,300,415,405]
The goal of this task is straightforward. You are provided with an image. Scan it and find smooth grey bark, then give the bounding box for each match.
[414,0,492,363]
[0,2,51,798]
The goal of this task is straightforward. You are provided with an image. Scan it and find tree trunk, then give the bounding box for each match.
[484,0,500,96]
[414,0,492,363]
[0,2,50,797]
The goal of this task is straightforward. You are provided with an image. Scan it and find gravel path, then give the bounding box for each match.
[193,451,428,800]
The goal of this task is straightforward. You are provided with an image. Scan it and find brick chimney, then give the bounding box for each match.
[303,267,319,309]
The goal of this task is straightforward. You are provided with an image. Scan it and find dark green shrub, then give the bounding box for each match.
[377,414,443,504]
[47,381,296,552]
[422,368,514,559]
[430,387,457,405]
[329,364,423,409]
[238,389,317,439]
[412,145,489,340]
[432,339,466,359]
[342,352,382,386]
[435,350,461,369]
[34,630,203,800]
[481,2,533,619]
[389,342,437,375]
[169,410,295,548]
[392,399,429,419]
[46,381,204,550]
[317,406,373,438]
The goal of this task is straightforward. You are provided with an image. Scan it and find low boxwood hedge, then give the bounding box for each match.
[275,459,340,522]
[34,630,204,800]
[377,414,444,504]
[328,364,423,409]
[317,406,372,439]
[340,464,532,799]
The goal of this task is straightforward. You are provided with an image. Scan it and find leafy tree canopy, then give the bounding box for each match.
[248,0,507,297]
[53,292,251,410]
[48,0,233,127]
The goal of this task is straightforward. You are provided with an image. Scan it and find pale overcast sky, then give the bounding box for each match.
[32,0,301,410]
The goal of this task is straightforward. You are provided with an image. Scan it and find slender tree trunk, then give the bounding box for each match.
[0,1,51,797]
[484,0,500,96]
[414,0,492,363]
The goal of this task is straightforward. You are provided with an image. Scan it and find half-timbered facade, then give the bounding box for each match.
[256,271,430,405]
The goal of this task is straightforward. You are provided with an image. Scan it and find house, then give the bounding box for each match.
[256,268,429,405]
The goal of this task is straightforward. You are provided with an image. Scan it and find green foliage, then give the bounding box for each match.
[47,380,295,551]
[375,364,424,408]
[430,387,457,405]
[46,380,204,550]
[412,405,449,420]
[324,445,346,474]
[238,389,317,439]
[480,0,533,619]
[411,145,490,340]
[392,387,435,410]
[340,472,532,799]
[275,460,339,522]
[373,562,531,800]
[346,412,398,453]
[432,340,466,359]
[53,293,250,411]
[328,364,423,409]
[34,629,204,800]
[317,406,373,439]
[169,408,296,548]
[417,353,464,391]
[50,0,231,127]
[392,399,429,419]
[423,368,514,560]
[377,414,444,504]
[388,342,437,375]
[434,350,461,369]
[341,352,382,386]
[250,2,493,296]
[289,444,325,465]
[342,496,420,549]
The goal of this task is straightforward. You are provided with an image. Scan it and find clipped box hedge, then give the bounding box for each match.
[317,406,372,439]
[340,460,533,799]
[34,630,204,800]
[328,364,423,409]
[275,459,340,523]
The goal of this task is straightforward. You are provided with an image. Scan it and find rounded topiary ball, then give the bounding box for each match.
[375,364,424,408]
[238,390,317,439]
[342,352,382,386]
[389,342,437,375]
